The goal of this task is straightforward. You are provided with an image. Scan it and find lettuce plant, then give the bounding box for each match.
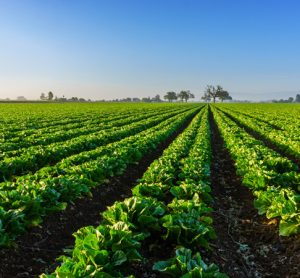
[153,247,228,278]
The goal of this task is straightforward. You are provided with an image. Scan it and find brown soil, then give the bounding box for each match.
[208,107,300,278]
[0,112,197,278]
[1,107,299,278]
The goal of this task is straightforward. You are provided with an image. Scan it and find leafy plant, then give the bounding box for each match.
[153,247,228,277]
[102,196,166,233]
[42,222,144,277]
[161,199,215,248]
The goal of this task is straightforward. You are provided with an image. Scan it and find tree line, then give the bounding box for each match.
[40,86,232,103]
[163,90,195,102]
[272,94,300,103]
[40,92,90,102]
[164,86,232,103]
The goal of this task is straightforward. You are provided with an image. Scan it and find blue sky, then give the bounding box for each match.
[1,0,300,101]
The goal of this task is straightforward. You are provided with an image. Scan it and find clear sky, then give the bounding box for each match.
[1,0,300,101]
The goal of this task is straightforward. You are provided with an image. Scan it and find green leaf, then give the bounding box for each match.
[279,219,300,236]
[94,250,109,265]
[112,250,127,266]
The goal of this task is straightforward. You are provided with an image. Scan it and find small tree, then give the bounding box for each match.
[48,91,54,100]
[201,93,211,102]
[40,93,47,100]
[164,91,177,102]
[142,97,151,102]
[178,91,188,102]
[218,90,231,102]
[153,94,162,102]
[295,94,300,103]
[188,92,195,101]
[178,90,195,102]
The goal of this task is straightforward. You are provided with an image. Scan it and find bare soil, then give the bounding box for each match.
[208,108,300,278]
[0,113,196,278]
[1,107,299,278]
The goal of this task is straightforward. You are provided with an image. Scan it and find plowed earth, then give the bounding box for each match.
[208,109,300,278]
[1,108,299,278]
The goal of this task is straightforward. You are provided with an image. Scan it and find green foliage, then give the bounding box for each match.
[42,223,143,277]
[0,103,201,247]
[102,196,166,233]
[153,247,228,278]
[41,106,226,277]
[212,104,300,236]
[161,198,215,248]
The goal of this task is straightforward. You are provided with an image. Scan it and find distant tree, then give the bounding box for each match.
[79,98,86,102]
[188,92,195,101]
[218,90,232,102]
[152,94,162,102]
[203,85,217,103]
[288,97,294,103]
[17,96,26,101]
[142,97,151,102]
[177,90,195,102]
[121,97,132,102]
[48,91,54,100]
[201,93,211,102]
[40,93,47,100]
[203,85,231,103]
[295,94,300,103]
[178,91,187,102]
[164,91,177,102]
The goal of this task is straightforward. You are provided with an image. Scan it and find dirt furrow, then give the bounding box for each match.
[208,107,300,278]
[219,109,300,169]
[0,112,197,278]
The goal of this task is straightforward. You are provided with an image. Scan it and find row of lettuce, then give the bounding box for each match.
[41,106,228,277]
[215,105,300,161]
[0,106,190,180]
[211,105,300,236]
[0,103,180,134]
[0,106,186,151]
[215,103,300,136]
[0,106,201,247]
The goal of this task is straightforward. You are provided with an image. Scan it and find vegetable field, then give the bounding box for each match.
[0,103,299,277]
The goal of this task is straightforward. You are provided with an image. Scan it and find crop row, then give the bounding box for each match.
[0,107,104,135]
[0,110,134,146]
[0,112,123,141]
[0,107,194,181]
[0,106,186,155]
[0,106,186,147]
[217,103,300,137]
[41,106,228,277]
[0,103,194,134]
[0,103,141,132]
[216,106,300,160]
[0,107,200,247]
[211,106,300,236]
